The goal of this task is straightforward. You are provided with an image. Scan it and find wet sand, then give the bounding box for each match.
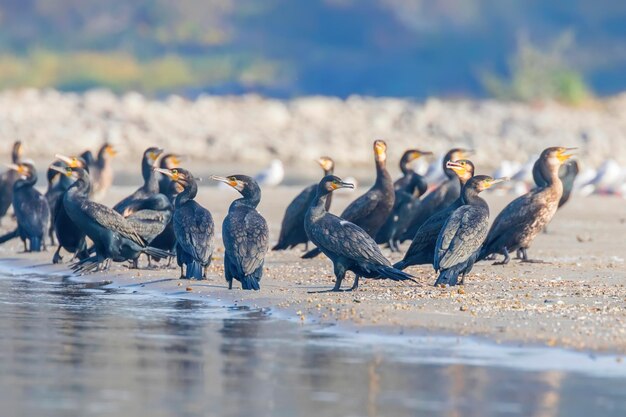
[1,185,625,353]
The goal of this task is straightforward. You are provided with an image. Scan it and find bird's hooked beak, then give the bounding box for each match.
[55,154,81,168]
[331,180,355,190]
[446,160,467,174]
[557,147,576,163]
[49,164,74,178]
[211,175,242,190]
[154,167,180,182]
[484,177,509,189]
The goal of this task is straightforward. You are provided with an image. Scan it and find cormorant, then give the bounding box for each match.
[84,143,117,200]
[156,168,214,279]
[113,147,163,216]
[479,147,575,264]
[5,163,50,252]
[273,156,334,251]
[394,159,475,270]
[149,180,182,265]
[157,153,183,195]
[304,175,415,292]
[49,155,90,263]
[376,149,431,251]
[212,175,269,290]
[302,140,395,259]
[533,158,579,208]
[399,148,472,242]
[0,141,23,224]
[434,175,507,287]
[61,166,170,273]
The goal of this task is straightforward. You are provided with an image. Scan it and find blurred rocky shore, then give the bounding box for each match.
[0,89,625,169]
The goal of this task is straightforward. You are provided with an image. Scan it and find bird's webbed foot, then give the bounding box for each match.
[52,246,63,264]
[517,248,548,264]
[492,248,510,265]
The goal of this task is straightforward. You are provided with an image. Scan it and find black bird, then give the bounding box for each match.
[212,175,269,290]
[533,158,579,208]
[4,163,50,252]
[157,153,183,195]
[0,141,24,224]
[376,149,431,251]
[395,159,475,270]
[434,175,506,287]
[149,180,183,265]
[304,175,415,292]
[156,168,214,279]
[479,147,575,264]
[125,194,173,244]
[113,147,163,216]
[49,155,90,263]
[303,140,395,259]
[61,166,170,273]
[83,143,117,200]
[400,148,472,242]
[273,156,334,251]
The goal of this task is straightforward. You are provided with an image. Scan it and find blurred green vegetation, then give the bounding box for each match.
[0,50,285,93]
[481,34,592,105]
[0,1,622,98]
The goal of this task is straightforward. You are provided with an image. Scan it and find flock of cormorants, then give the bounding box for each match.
[0,140,576,292]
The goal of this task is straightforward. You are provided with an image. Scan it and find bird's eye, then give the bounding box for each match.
[171,169,178,175]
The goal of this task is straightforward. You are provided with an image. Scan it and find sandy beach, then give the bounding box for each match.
[0,184,624,354]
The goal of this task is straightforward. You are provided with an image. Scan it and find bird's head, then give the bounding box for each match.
[446,159,475,182]
[154,167,195,189]
[446,148,473,163]
[145,147,164,167]
[316,156,335,174]
[373,140,387,163]
[103,143,117,158]
[319,175,355,194]
[55,154,87,169]
[470,175,508,193]
[542,147,576,169]
[403,149,432,164]
[160,153,184,169]
[7,162,34,180]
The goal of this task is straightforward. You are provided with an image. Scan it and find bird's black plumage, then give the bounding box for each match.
[113,147,163,216]
[62,167,170,273]
[156,168,214,279]
[376,149,430,251]
[8,163,50,252]
[273,156,334,251]
[214,175,269,290]
[433,175,502,287]
[479,147,574,264]
[0,141,23,224]
[48,158,90,263]
[305,175,415,292]
[303,140,395,259]
[126,193,173,245]
[394,160,475,270]
[399,148,471,242]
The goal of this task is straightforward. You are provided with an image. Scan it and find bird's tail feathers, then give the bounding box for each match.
[373,265,416,283]
[0,228,18,244]
[434,268,460,287]
[301,247,321,259]
[142,246,173,260]
[392,259,408,271]
[30,237,42,252]
[185,260,203,279]
[240,275,261,290]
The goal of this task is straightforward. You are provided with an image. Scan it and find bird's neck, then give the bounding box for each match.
[375,160,391,186]
[68,177,91,198]
[232,195,260,210]
[14,175,37,190]
[462,189,489,214]
[175,184,197,207]
[309,191,329,221]
[540,163,564,196]
[399,159,411,176]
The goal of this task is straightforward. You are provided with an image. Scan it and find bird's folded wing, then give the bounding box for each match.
[81,200,145,245]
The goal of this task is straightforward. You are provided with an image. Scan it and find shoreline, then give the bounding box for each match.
[0,186,624,354]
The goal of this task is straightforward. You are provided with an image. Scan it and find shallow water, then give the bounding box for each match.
[0,274,625,417]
